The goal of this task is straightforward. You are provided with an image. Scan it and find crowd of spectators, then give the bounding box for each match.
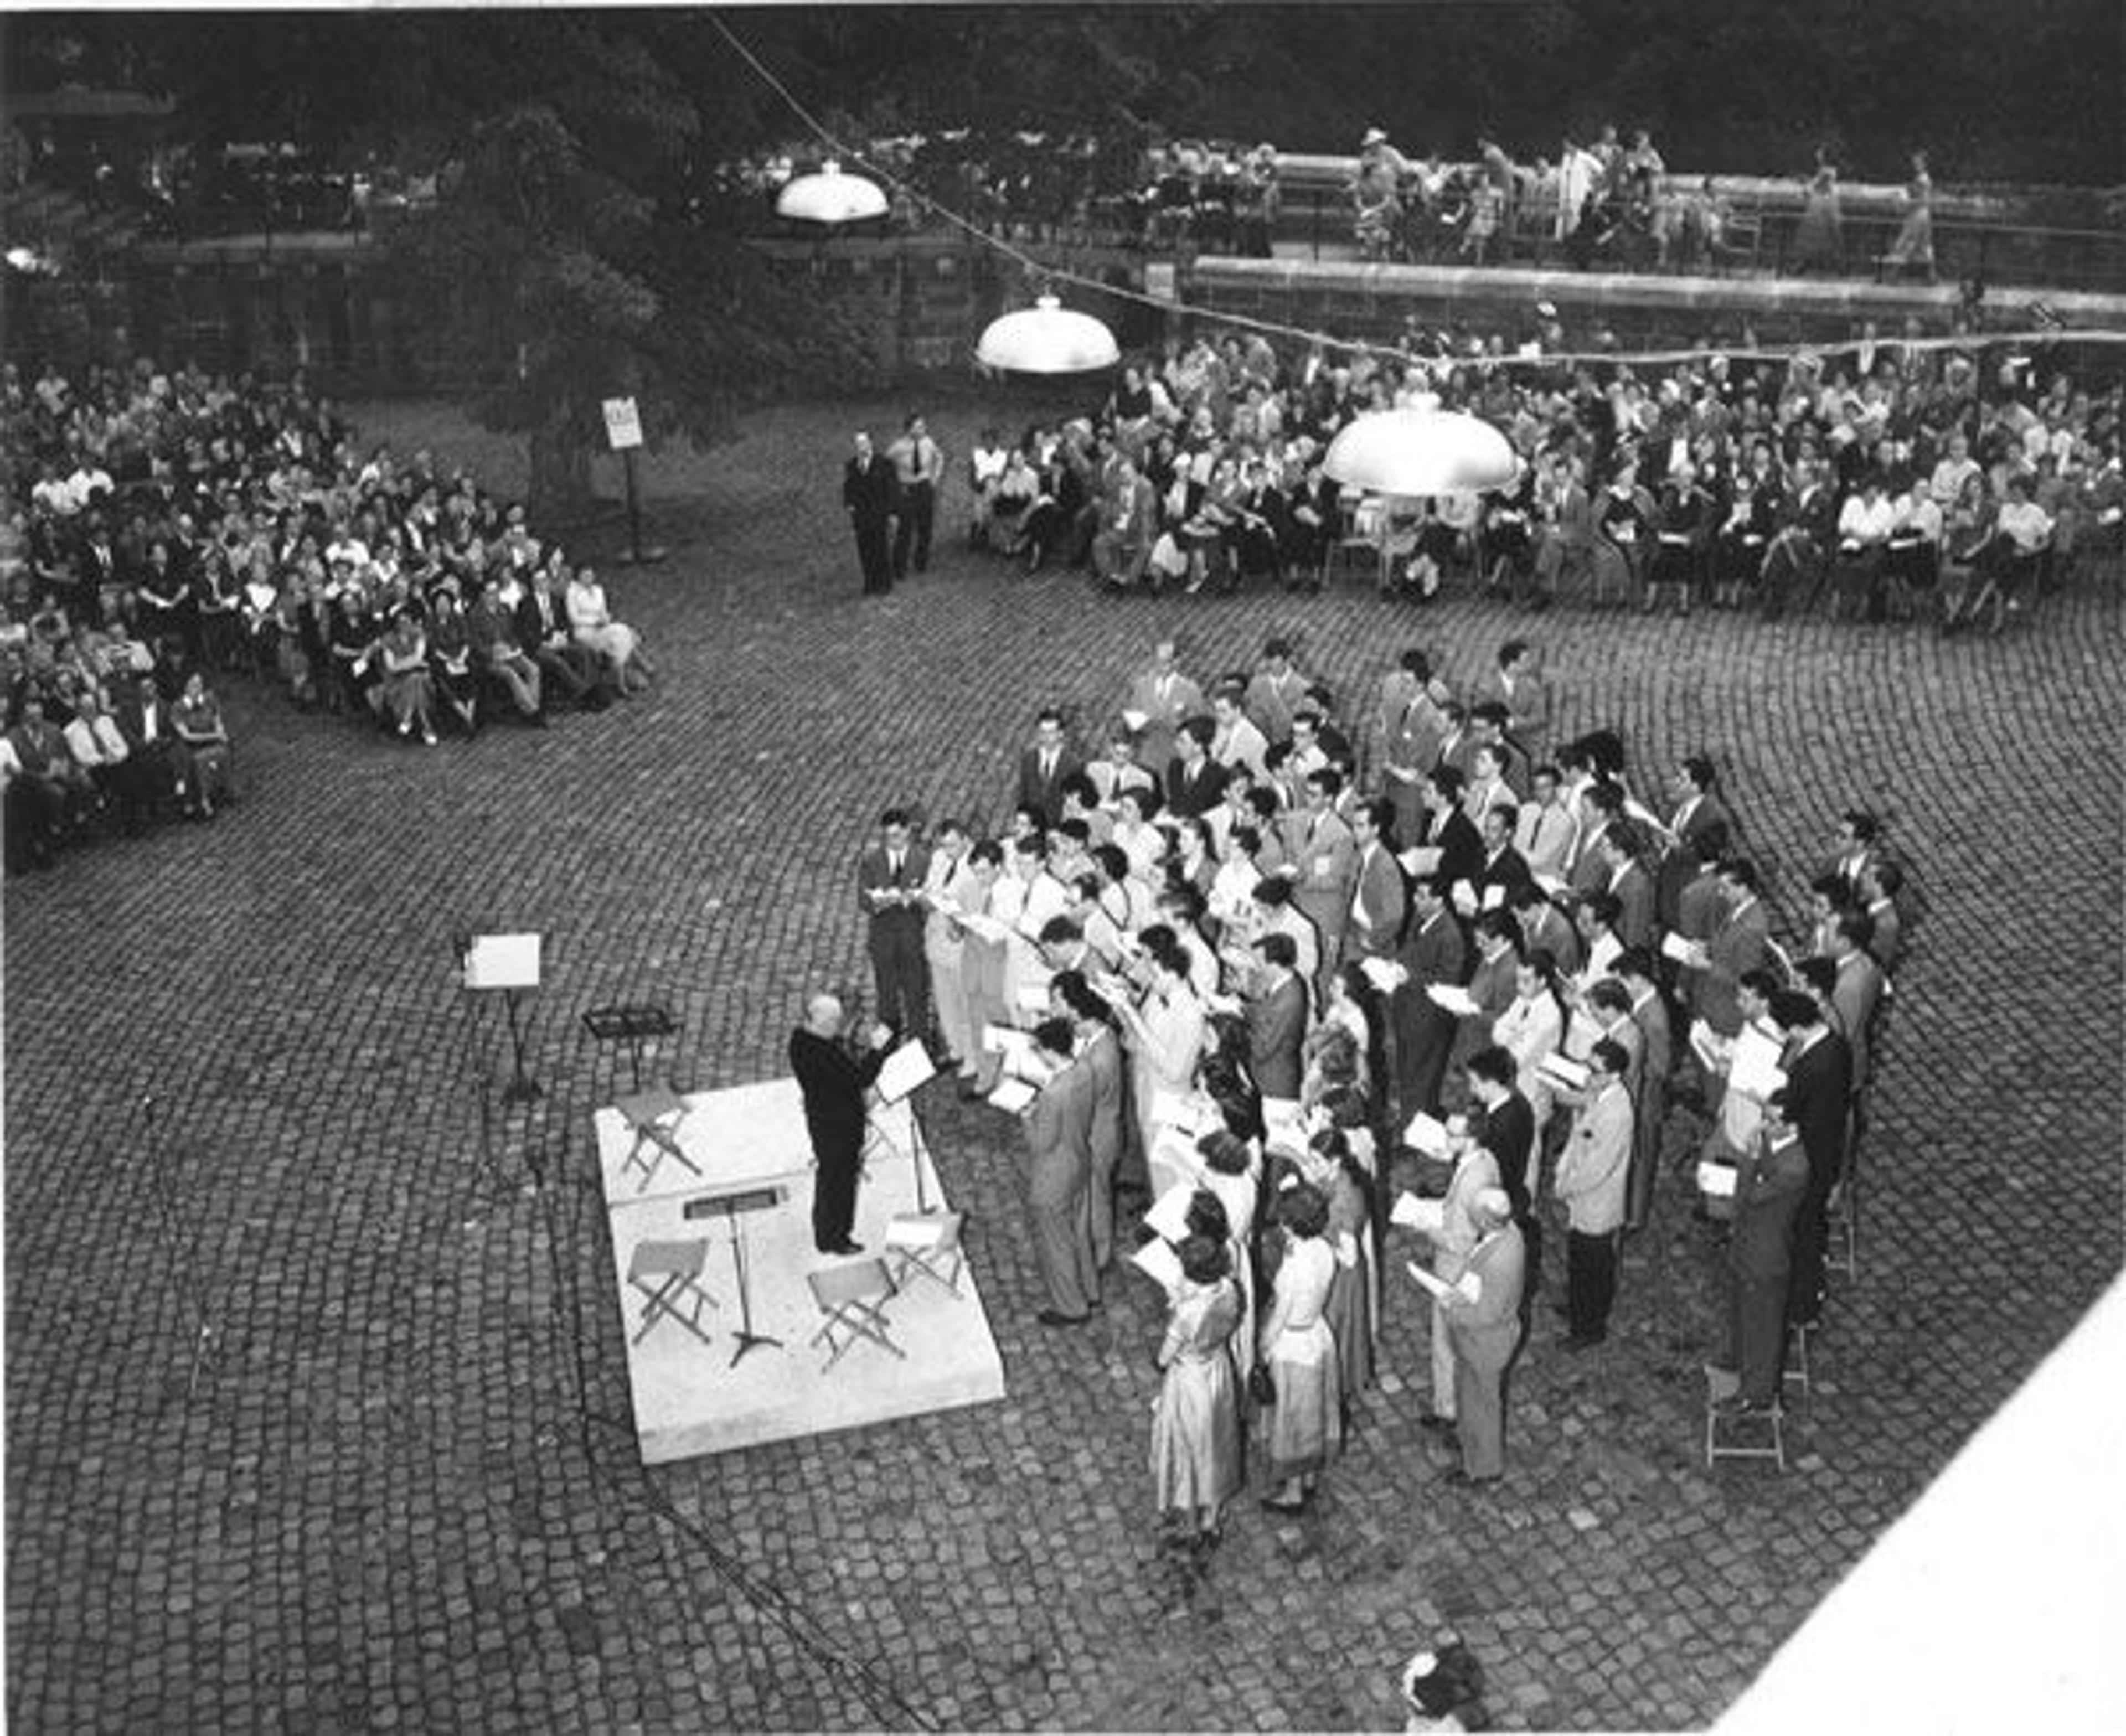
[1,355,652,872]
[864,615,1911,1538]
[945,312,2122,627]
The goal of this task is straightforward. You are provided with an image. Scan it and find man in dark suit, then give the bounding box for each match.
[1769,988,1851,1329]
[1419,768,1485,888]
[843,431,900,596]
[514,565,612,710]
[1475,806,1534,905]
[1245,932,1309,1102]
[789,991,891,1256]
[856,807,932,1042]
[1163,717,1229,820]
[1598,821,1658,953]
[1467,1045,1540,1318]
[1712,1091,1810,1414]
[112,673,188,813]
[1394,875,1469,1124]
[1015,708,1081,827]
[1657,756,1732,930]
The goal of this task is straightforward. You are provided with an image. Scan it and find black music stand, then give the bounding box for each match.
[462,932,543,1104]
[684,1183,786,1367]
[582,1003,678,1093]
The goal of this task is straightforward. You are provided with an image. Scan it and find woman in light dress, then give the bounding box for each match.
[1195,1128,1261,1362]
[1149,1234,1245,1548]
[1257,1180,1341,1513]
[564,562,654,693]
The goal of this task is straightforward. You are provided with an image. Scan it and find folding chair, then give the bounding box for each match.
[614,1087,700,1194]
[627,1237,719,1347]
[883,1211,967,1299]
[1782,1321,1814,1408]
[807,1258,906,1371]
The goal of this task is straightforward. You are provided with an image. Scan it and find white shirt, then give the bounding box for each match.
[1837,494,1896,547]
[64,714,130,768]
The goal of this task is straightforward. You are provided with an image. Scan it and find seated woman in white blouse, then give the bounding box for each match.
[564,562,654,694]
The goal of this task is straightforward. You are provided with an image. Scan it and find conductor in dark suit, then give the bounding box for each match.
[843,431,900,596]
[1712,1091,1810,1413]
[789,991,892,1254]
[857,807,932,1042]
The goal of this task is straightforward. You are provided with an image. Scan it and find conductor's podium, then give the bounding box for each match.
[591,1081,1005,1463]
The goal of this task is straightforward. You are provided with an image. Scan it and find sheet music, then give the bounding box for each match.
[874,1040,936,1104]
[1392,1191,1446,1234]
[1131,1238,1184,1291]
[463,932,541,990]
[1402,1112,1451,1158]
[1144,1182,1198,1243]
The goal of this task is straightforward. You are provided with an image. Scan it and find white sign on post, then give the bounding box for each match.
[601,396,644,452]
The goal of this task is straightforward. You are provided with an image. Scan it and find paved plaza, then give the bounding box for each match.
[6,392,2122,1731]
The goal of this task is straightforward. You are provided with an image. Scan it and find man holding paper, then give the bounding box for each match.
[1023,1018,1101,1326]
[1394,876,1469,1126]
[858,808,932,1046]
[1417,1127,1501,1438]
[1551,1038,1634,1350]
[1433,1187,1525,1485]
[1711,1092,1809,1416]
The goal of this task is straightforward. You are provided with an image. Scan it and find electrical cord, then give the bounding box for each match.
[490,1048,942,1733]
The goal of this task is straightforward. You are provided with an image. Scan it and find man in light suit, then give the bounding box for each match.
[1242,635,1311,745]
[1437,1187,1527,1485]
[1553,1037,1634,1349]
[857,807,932,1043]
[1245,931,1309,1104]
[1711,1092,1810,1415]
[1120,637,1206,776]
[1826,910,1886,1105]
[1346,798,1408,962]
[1022,1018,1100,1325]
[1419,1133,1501,1436]
[1056,974,1129,1270]
[1697,858,1771,1036]
[1208,685,1268,781]
[1281,766,1358,990]
[1016,707,1081,828]
[1599,821,1657,952]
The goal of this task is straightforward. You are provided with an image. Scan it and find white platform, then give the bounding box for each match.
[596,1081,1008,1463]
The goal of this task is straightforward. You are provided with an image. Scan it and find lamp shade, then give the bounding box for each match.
[976,294,1121,375]
[775,162,889,224]
[1322,409,1519,497]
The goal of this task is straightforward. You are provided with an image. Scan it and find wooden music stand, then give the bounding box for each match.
[462,932,544,1103]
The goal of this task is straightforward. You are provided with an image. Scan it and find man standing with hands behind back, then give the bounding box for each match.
[844,431,900,596]
[791,992,893,1256]
[859,808,932,1046]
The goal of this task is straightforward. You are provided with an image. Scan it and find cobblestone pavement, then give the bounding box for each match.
[7,392,2122,1732]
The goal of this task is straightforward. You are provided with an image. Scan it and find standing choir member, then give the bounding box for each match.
[1149,1234,1245,1547]
[1436,1187,1526,1486]
[1022,1019,1101,1326]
